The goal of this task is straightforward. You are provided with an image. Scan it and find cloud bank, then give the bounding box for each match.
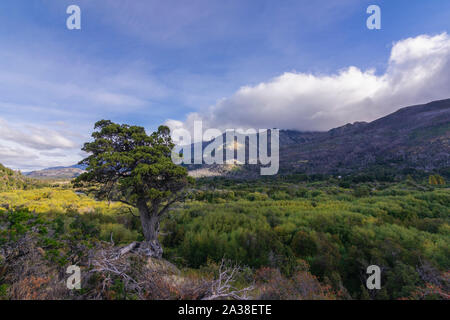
[0,119,82,171]
[168,33,450,133]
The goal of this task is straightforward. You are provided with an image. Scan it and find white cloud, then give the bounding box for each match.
[168,33,450,133]
[0,145,38,162]
[0,144,59,171]
[0,118,77,150]
[0,119,85,171]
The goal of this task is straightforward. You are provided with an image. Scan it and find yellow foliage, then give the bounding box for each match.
[0,188,126,214]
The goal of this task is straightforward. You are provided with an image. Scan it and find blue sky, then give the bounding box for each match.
[0,0,449,170]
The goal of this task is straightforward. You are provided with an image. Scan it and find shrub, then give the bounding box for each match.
[99,223,140,244]
[291,231,317,257]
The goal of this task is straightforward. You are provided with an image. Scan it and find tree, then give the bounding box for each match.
[429,174,445,185]
[436,175,446,185]
[429,175,438,185]
[75,120,193,257]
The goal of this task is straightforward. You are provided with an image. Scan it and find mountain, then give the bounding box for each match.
[188,99,450,177]
[43,164,87,170]
[0,164,32,191]
[25,164,86,180]
[278,98,449,174]
[20,99,450,180]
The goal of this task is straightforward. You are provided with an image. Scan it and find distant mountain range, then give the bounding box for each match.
[41,164,87,171]
[188,98,450,177]
[25,164,86,180]
[20,99,450,180]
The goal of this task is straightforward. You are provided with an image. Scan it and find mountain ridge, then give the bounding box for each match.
[19,98,450,180]
[188,98,450,177]
[25,165,86,180]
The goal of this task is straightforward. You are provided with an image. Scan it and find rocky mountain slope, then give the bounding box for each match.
[190,99,450,176]
[279,98,449,174]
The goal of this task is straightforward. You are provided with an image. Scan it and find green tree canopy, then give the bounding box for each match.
[75,120,193,257]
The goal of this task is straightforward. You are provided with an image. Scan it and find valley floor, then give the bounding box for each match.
[0,176,449,300]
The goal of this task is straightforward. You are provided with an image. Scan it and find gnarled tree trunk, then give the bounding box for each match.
[137,200,163,258]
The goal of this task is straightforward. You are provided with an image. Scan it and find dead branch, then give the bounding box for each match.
[202,259,254,300]
[118,242,138,256]
[88,243,144,298]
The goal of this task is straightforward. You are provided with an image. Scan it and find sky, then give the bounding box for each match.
[0,0,449,171]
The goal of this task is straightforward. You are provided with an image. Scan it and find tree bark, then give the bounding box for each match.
[137,199,163,258]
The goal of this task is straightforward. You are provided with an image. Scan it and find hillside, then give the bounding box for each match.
[0,164,31,191]
[25,165,85,180]
[190,99,450,177]
[280,99,450,175]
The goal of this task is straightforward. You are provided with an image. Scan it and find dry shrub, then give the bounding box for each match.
[1,233,70,300]
[255,267,337,300]
[405,271,450,300]
[86,244,252,300]
[1,231,253,300]
[11,276,52,300]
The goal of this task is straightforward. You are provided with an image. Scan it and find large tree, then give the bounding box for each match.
[75,120,192,257]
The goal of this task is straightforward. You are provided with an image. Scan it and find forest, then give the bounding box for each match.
[0,166,448,300]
